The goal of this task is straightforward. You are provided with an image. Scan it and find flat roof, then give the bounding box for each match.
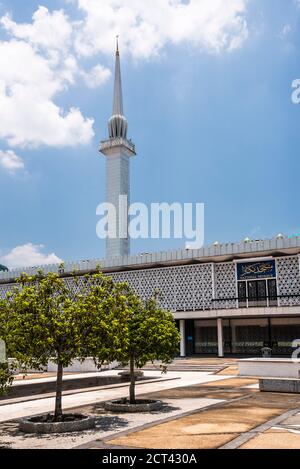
[0,236,299,284]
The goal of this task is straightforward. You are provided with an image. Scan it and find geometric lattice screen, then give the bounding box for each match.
[110,264,214,312]
[213,262,237,309]
[276,256,300,306]
[0,256,299,311]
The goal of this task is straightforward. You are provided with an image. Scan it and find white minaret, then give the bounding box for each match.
[100,39,136,259]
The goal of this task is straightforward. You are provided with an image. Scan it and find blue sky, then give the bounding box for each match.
[0,0,299,267]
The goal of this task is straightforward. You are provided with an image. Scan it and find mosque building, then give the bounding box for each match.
[0,44,300,358]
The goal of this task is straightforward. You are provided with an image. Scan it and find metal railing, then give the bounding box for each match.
[100,137,136,153]
[211,294,300,310]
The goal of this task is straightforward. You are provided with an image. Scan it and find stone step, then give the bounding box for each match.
[119,364,227,373]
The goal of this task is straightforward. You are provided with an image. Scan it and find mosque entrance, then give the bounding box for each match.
[238,279,278,308]
[182,316,300,357]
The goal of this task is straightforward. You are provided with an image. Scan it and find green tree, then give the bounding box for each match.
[0,362,14,396]
[0,300,14,396]
[75,273,130,368]
[114,288,181,404]
[0,269,124,421]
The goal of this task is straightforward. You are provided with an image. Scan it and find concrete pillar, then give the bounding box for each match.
[217,318,224,358]
[231,324,237,353]
[180,320,186,357]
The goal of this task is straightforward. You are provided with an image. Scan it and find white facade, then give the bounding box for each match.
[1,239,299,358]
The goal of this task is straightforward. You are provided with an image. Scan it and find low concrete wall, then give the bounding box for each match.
[47,359,119,373]
[259,378,300,393]
[238,358,300,378]
[2,373,124,400]
[8,359,47,374]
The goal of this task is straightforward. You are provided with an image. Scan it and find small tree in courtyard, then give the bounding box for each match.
[75,273,131,369]
[0,362,14,396]
[0,301,14,396]
[115,288,181,404]
[0,269,126,421]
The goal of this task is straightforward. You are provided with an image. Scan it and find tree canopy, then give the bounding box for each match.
[0,269,130,419]
[111,287,181,403]
[0,270,181,413]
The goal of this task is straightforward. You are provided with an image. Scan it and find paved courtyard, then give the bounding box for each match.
[1,359,300,449]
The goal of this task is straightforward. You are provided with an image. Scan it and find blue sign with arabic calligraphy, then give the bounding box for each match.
[237,261,276,280]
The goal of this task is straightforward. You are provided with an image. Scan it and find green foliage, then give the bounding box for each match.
[78,279,180,372]
[75,273,130,367]
[108,286,181,403]
[0,269,129,418]
[0,271,84,370]
[0,270,181,411]
[116,288,180,369]
[0,299,15,396]
[0,362,14,396]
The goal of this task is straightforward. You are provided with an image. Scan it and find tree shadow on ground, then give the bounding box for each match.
[0,403,178,446]
[151,403,181,414]
[95,416,129,432]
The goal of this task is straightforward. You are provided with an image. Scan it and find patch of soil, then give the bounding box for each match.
[29,413,87,423]
[113,399,157,405]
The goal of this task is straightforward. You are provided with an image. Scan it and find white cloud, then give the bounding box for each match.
[0,150,24,173]
[0,7,94,148]
[81,64,111,89]
[0,1,251,150]
[279,24,292,39]
[0,243,62,269]
[1,6,72,54]
[74,0,249,59]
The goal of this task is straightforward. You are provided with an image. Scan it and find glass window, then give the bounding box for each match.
[270,318,300,356]
[194,320,218,355]
[230,318,269,355]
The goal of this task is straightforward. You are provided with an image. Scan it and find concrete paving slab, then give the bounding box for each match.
[240,428,300,449]
[242,384,259,389]
[0,376,174,407]
[216,366,239,376]
[0,371,230,423]
[0,398,224,449]
[280,413,300,426]
[107,392,300,449]
[204,378,258,388]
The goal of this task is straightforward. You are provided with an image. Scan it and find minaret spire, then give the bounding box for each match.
[100,38,136,260]
[113,35,123,116]
[107,37,128,139]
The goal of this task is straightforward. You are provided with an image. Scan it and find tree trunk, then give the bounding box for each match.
[129,353,136,404]
[54,362,63,421]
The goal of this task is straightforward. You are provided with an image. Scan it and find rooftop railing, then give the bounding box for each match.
[0,237,299,283]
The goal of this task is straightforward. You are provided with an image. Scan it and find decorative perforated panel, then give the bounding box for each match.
[1,256,299,312]
[214,263,237,309]
[112,264,213,311]
[276,256,300,306]
[193,264,213,311]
